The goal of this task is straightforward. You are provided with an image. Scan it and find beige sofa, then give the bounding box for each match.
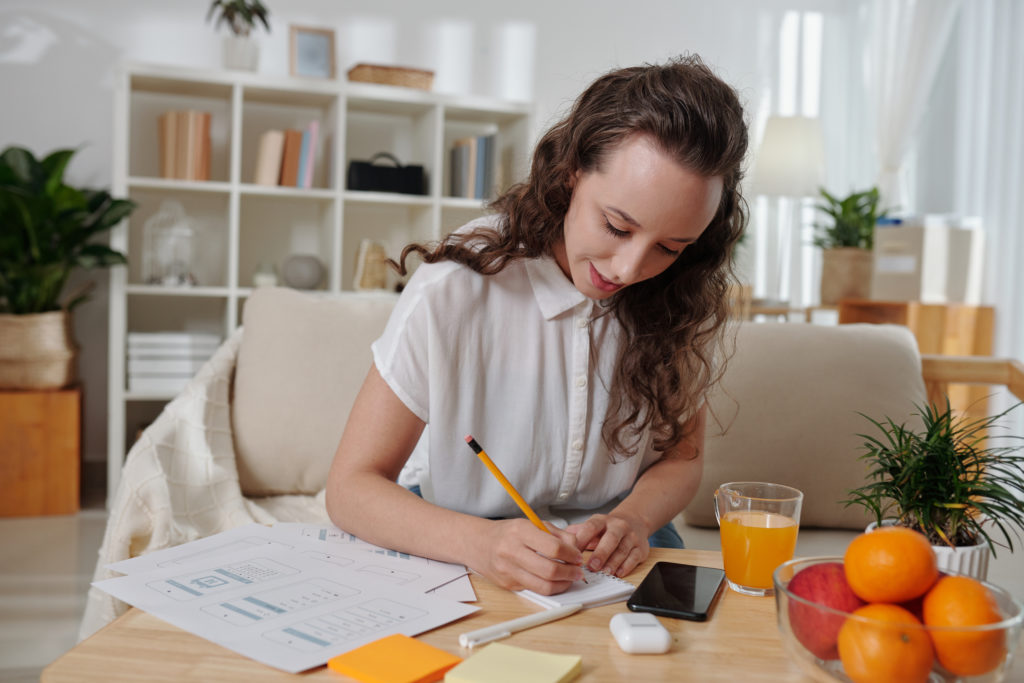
[81,287,1024,638]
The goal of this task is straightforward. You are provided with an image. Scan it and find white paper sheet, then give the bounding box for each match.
[94,544,478,673]
[269,523,477,602]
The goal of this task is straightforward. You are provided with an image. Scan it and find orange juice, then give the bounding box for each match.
[719,510,799,589]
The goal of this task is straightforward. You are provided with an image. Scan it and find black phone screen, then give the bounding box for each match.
[626,561,726,622]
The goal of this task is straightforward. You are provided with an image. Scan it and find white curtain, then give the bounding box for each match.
[950,0,1024,433]
[866,0,962,211]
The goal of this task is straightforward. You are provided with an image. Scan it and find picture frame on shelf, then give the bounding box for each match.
[289,25,336,79]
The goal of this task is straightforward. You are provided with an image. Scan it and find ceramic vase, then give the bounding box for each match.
[866,520,990,581]
[223,35,259,71]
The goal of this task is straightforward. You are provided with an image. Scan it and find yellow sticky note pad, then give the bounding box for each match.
[444,642,581,683]
[327,634,462,683]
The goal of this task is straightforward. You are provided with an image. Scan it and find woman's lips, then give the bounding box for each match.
[589,263,622,292]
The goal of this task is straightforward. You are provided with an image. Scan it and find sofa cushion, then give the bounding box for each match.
[683,322,927,530]
[232,287,397,496]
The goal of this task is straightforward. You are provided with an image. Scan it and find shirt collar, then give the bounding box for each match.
[525,256,588,320]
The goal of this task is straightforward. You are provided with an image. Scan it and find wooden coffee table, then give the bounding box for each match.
[44,549,811,681]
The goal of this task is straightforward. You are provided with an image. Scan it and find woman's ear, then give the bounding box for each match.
[568,168,581,190]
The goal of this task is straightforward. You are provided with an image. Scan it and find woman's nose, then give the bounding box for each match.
[612,246,647,285]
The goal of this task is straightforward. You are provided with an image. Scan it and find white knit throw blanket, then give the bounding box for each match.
[78,328,330,640]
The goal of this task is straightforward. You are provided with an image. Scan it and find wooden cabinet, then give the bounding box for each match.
[107,63,534,504]
[0,388,81,516]
[838,299,995,415]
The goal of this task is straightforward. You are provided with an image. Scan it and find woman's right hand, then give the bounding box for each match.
[466,518,585,594]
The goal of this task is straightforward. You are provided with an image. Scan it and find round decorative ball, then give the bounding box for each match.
[281,254,325,290]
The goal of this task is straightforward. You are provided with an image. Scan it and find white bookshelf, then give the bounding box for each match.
[107,62,534,504]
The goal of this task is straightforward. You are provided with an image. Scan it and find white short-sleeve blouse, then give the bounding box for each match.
[371,217,663,526]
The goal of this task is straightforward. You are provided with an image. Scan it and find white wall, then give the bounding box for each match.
[2,0,945,473]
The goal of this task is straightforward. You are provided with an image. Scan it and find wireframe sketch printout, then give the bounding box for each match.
[107,523,470,597]
[94,544,478,673]
[269,522,477,602]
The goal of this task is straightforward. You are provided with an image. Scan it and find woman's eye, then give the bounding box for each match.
[604,220,628,238]
[659,244,681,257]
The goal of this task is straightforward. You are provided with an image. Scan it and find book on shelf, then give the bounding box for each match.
[127,331,221,348]
[254,130,285,185]
[126,331,220,395]
[157,109,211,181]
[449,134,496,200]
[279,129,303,186]
[127,357,209,375]
[300,120,318,188]
[253,121,319,188]
[127,376,193,395]
[296,129,310,189]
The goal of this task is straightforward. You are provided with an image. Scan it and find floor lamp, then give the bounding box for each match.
[749,116,825,308]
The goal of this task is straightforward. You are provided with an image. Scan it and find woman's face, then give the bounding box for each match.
[553,134,723,300]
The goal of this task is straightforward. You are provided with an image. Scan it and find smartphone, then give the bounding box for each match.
[626,561,726,622]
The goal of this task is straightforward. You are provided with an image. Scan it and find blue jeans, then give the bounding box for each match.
[405,484,685,549]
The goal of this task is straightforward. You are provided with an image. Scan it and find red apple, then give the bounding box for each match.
[787,562,866,660]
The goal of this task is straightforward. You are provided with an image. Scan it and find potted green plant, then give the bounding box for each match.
[844,399,1024,580]
[812,186,886,305]
[0,146,134,389]
[206,0,271,71]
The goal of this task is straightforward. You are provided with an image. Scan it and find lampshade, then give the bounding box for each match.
[750,116,825,198]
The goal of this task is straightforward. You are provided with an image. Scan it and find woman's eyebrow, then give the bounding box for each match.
[606,206,641,226]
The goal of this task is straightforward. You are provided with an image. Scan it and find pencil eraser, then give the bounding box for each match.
[465,434,473,443]
[610,612,671,654]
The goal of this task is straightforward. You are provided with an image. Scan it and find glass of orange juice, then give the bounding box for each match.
[715,482,803,596]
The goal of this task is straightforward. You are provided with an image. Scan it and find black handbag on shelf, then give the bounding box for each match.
[346,152,427,195]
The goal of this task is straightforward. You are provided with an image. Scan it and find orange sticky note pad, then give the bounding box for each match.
[327,634,462,683]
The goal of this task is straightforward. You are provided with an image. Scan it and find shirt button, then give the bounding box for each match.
[576,318,588,328]
[575,376,587,388]
[572,439,583,451]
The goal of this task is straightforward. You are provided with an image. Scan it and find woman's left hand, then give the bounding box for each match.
[565,512,650,578]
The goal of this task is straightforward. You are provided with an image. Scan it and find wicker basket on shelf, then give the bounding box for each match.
[347,63,435,91]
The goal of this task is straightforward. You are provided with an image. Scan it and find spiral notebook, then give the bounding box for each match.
[517,569,635,609]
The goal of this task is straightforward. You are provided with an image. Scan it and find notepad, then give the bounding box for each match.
[327,633,462,683]
[444,642,581,683]
[517,569,634,609]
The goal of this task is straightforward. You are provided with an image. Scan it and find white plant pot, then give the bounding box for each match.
[866,520,990,581]
[223,35,259,71]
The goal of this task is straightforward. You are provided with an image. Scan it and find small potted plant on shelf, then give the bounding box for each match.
[812,186,886,305]
[0,146,134,389]
[843,398,1024,580]
[206,0,271,71]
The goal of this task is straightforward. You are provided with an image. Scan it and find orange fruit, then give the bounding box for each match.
[837,603,934,683]
[923,575,1007,676]
[843,526,938,603]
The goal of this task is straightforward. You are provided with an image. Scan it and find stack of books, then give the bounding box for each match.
[449,134,496,199]
[253,120,320,187]
[157,110,212,181]
[126,332,221,395]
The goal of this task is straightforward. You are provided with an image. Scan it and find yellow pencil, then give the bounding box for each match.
[465,434,548,532]
[464,434,587,582]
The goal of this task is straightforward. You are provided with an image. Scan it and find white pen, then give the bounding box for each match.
[458,603,584,648]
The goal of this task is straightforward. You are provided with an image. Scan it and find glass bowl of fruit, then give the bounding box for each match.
[773,555,1024,683]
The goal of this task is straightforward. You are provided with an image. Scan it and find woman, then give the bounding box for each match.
[326,54,748,596]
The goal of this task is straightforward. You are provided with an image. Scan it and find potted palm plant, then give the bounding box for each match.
[0,146,133,389]
[844,399,1024,580]
[812,186,886,305]
[206,0,271,71]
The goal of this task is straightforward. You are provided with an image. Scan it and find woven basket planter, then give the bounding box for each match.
[820,247,873,305]
[347,63,434,90]
[0,311,78,390]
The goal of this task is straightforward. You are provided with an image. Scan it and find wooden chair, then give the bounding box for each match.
[922,355,1024,407]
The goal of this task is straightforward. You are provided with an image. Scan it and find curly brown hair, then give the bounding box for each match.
[393,54,748,457]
